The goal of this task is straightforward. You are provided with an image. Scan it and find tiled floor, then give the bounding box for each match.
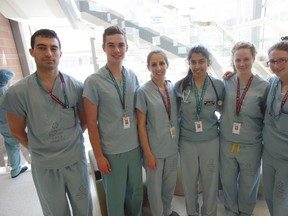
[142,188,269,216]
[0,165,270,216]
[0,139,270,216]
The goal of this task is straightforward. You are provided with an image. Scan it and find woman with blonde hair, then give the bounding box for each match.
[219,41,269,216]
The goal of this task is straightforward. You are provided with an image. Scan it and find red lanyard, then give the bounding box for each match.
[269,78,288,116]
[35,72,69,108]
[281,91,288,111]
[155,81,171,121]
[236,75,253,115]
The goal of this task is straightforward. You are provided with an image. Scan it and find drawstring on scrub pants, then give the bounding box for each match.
[231,144,241,153]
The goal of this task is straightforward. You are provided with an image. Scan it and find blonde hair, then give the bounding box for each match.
[231,41,257,72]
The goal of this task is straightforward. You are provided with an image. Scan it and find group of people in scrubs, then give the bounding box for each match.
[0,23,287,216]
[219,38,288,216]
[140,38,288,216]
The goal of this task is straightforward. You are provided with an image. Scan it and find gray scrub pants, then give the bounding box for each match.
[32,158,92,216]
[145,153,178,216]
[220,139,262,216]
[180,137,219,216]
[262,148,288,216]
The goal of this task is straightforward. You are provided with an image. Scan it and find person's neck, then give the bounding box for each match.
[152,77,165,91]
[237,72,253,85]
[193,73,207,89]
[107,62,122,81]
[36,69,59,92]
[281,76,288,92]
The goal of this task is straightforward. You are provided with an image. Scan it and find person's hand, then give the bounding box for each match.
[96,155,112,174]
[223,71,235,80]
[146,154,157,170]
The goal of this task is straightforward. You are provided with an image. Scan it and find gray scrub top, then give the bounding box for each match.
[83,66,140,155]
[175,75,225,142]
[0,87,9,133]
[0,72,85,169]
[136,80,179,158]
[220,74,269,144]
[263,76,288,160]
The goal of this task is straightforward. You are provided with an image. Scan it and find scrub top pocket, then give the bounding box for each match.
[60,107,76,129]
[276,112,288,133]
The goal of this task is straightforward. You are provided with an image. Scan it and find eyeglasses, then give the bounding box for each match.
[267,58,288,66]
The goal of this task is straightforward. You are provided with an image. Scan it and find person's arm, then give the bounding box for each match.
[78,106,87,132]
[6,112,28,148]
[136,109,156,170]
[83,97,111,174]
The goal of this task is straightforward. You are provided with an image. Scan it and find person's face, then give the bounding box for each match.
[189,53,209,78]
[148,53,168,81]
[29,36,62,71]
[102,34,128,64]
[268,49,288,79]
[233,48,254,75]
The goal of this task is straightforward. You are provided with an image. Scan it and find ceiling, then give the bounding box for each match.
[0,0,71,27]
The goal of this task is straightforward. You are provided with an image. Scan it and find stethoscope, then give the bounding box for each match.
[182,74,222,106]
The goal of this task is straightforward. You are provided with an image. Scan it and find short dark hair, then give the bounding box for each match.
[102,25,127,44]
[30,29,61,49]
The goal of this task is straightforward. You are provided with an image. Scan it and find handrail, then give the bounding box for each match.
[208,20,273,79]
[225,18,288,36]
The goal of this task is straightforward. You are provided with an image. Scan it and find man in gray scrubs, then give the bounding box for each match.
[0,29,92,216]
[83,25,143,216]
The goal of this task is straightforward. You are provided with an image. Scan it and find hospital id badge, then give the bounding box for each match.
[195,121,203,133]
[232,122,241,134]
[170,126,176,138]
[123,116,130,129]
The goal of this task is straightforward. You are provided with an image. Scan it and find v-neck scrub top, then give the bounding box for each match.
[263,76,288,160]
[220,74,269,144]
[83,66,140,155]
[175,75,225,142]
[0,86,10,134]
[136,80,179,158]
[0,72,85,169]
